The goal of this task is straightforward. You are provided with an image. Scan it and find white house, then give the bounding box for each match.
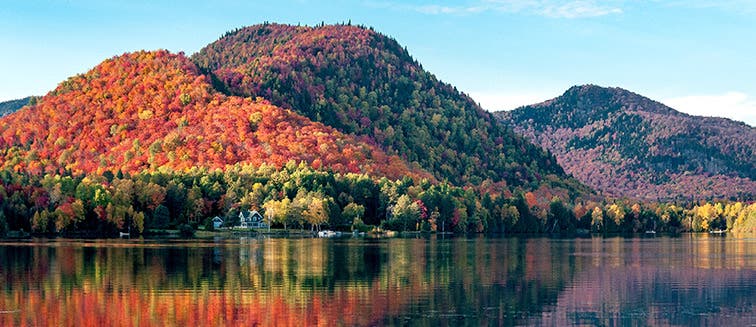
[238,210,268,229]
[212,216,224,229]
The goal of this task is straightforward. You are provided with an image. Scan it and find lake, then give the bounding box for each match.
[0,234,753,326]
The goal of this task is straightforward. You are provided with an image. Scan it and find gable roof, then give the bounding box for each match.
[239,210,263,220]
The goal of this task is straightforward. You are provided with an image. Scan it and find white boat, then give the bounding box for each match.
[317,230,338,238]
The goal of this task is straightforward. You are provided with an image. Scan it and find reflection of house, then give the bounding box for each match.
[212,216,224,229]
[238,210,268,229]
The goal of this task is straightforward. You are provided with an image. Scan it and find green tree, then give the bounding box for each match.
[152,204,170,230]
[0,210,7,237]
[499,205,520,233]
[387,195,422,231]
[547,197,575,233]
[342,203,365,224]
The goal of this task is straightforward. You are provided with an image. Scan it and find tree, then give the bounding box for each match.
[152,204,170,230]
[499,205,519,233]
[54,199,85,232]
[731,203,755,233]
[547,197,574,233]
[341,203,365,225]
[0,210,7,237]
[303,197,328,231]
[387,195,422,231]
[263,198,291,230]
[184,185,204,225]
[32,210,53,233]
[605,203,625,232]
[136,181,166,211]
[132,210,145,233]
[590,206,604,233]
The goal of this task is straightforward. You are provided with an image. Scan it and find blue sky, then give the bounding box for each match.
[1,0,754,125]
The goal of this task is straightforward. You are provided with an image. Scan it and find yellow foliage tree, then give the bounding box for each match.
[303,197,328,231]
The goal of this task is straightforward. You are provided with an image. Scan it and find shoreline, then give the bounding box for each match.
[0,229,749,241]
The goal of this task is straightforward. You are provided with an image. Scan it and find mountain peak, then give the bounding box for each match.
[193,23,580,191]
[564,84,621,95]
[520,84,681,131]
[497,86,756,200]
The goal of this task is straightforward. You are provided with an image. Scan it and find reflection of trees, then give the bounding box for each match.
[0,236,752,326]
[0,237,579,325]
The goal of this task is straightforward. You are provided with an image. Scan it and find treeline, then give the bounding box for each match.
[0,163,753,237]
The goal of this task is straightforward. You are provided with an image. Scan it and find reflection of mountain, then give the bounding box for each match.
[537,266,755,326]
[0,237,752,326]
[528,237,756,326]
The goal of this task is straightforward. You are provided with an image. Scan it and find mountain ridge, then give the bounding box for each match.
[0,96,36,117]
[192,23,581,194]
[497,84,756,200]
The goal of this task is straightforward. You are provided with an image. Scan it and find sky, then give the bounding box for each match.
[1,0,754,126]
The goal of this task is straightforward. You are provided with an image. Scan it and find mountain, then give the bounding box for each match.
[0,50,425,180]
[0,97,36,117]
[192,23,576,192]
[497,85,756,200]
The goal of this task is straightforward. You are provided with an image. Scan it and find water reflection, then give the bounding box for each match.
[0,235,753,326]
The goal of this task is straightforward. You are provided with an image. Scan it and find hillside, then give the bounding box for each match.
[497,85,756,200]
[0,97,35,117]
[0,50,424,179]
[192,23,575,191]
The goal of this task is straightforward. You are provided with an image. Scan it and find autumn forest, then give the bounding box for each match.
[0,23,754,237]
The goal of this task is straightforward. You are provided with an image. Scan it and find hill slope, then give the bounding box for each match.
[497,85,756,200]
[0,97,35,117]
[192,23,574,191]
[0,50,423,179]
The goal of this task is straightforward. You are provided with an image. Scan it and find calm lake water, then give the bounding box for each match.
[0,234,753,326]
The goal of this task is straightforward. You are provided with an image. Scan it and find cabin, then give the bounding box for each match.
[238,210,268,229]
[212,216,224,229]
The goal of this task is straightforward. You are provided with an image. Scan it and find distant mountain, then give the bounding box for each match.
[0,50,425,179]
[496,85,756,200]
[0,97,35,117]
[193,23,580,193]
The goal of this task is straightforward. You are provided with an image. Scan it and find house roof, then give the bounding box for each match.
[240,210,263,219]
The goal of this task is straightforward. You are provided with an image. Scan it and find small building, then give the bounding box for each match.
[238,210,268,229]
[212,216,224,229]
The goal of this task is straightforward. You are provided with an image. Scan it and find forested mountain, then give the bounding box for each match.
[0,97,35,117]
[497,85,756,200]
[0,24,600,238]
[0,50,425,180]
[1,24,754,236]
[192,23,575,191]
